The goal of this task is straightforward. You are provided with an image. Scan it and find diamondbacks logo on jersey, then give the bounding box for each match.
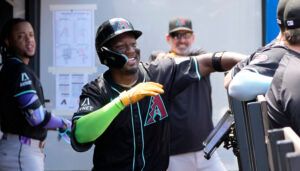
[144,95,168,126]
[20,72,32,87]
[78,98,93,112]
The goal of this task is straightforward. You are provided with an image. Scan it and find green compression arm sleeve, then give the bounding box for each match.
[75,97,125,143]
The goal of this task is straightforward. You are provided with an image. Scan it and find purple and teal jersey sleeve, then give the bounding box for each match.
[14,64,66,129]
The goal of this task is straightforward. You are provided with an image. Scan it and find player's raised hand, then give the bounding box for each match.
[119,82,164,106]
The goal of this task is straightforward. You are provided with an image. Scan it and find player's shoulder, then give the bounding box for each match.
[4,58,26,71]
[285,48,300,60]
[264,44,289,57]
[250,44,288,65]
[3,59,33,82]
[261,41,289,54]
[149,50,166,61]
[189,48,206,56]
[275,50,300,71]
[81,76,103,94]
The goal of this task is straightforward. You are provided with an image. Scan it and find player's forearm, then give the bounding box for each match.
[74,98,125,143]
[228,70,272,101]
[44,113,68,129]
[196,52,247,77]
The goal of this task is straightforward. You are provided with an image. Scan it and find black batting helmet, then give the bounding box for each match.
[95,18,142,68]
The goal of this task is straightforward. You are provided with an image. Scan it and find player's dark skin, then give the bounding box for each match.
[108,33,140,86]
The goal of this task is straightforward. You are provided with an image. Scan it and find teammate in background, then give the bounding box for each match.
[150,17,230,171]
[227,0,290,101]
[0,18,71,171]
[266,0,300,136]
[70,17,244,171]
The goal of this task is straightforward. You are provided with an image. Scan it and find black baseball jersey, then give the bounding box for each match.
[169,70,212,155]
[232,41,288,77]
[266,51,300,136]
[71,57,202,171]
[231,41,275,76]
[242,45,289,76]
[149,49,213,154]
[0,57,47,140]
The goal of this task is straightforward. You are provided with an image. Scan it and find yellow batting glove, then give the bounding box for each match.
[119,82,164,106]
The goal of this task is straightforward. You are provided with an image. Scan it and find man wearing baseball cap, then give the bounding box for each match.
[151,17,228,171]
[167,17,200,56]
[266,0,300,136]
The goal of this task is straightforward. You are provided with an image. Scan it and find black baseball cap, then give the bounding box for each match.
[284,0,300,29]
[276,0,289,26]
[169,17,193,34]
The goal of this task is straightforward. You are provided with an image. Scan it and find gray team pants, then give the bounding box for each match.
[0,133,45,171]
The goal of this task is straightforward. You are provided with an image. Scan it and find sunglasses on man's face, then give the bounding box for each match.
[170,32,193,40]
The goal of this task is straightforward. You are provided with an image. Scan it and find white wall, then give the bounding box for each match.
[12,0,25,18]
[40,0,262,170]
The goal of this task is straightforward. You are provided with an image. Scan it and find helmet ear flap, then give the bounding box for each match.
[99,47,128,68]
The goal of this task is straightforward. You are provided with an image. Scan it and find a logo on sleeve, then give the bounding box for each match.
[20,72,32,87]
[144,95,168,126]
[78,98,93,111]
[249,54,269,65]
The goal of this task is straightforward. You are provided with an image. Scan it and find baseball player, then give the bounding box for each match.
[225,0,289,86]
[150,17,229,171]
[0,18,71,171]
[71,17,244,171]
[228,0,290,101]
[266,0,300,136]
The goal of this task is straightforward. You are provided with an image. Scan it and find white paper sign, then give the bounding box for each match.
[53,10,94,67]
[56,73,88,110]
